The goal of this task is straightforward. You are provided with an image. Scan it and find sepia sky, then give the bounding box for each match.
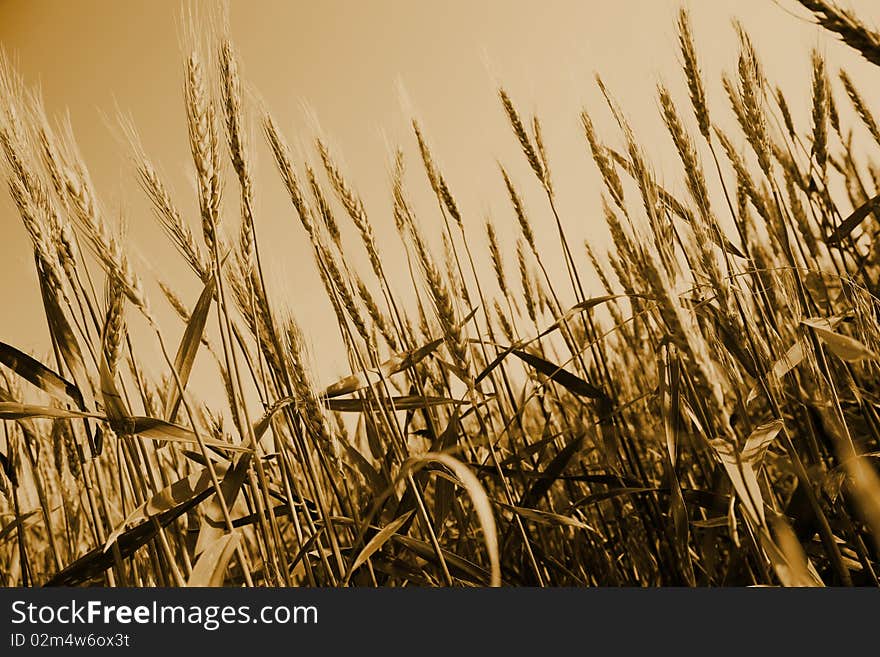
[1,0,879,382]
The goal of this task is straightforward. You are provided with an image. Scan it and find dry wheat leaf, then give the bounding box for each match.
[98,353,129,423]
[339,440,385,495]
[324,307,477,398]
[747,316,846,404]
[39,274,98,454]
[431,409,462,526]
[46,490,210,586]
[392,534,493,585]
[520,433,585,509]
[826,192,880,245]
[534,294,651,342]
[195,456,252,556]
[496,501,599,534]
[742,419,785,464]
[658,345,682,465]
[0,402,101,421]
[164,274,216,421]
[608,148,745,257]
[474,294,644,388]
[709,439,765,526]
[512,350,607,399]
[344,510,415,584]
[323,338,444,398]
[801,318,879,362]
[325,394,462,413]
[110,416,250,452]
[103,466,226,551]
[38,275,93,412]
[568,486,658,510]
[188,531,240,587]
[0,510,39,544]
[0,342,84,409]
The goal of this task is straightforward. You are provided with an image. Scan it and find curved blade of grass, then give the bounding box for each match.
[709,439,765,526]
[339,440,385,495]
[404,452,500,586]
[568,486,658,510]
[499,425,563,467]
[747,341,804,404]
[474,294,645,388]
[287,529,324,574]
[747,317,845,404]
[99,352,128,424]
[109,416,250,452]
[250,395,297,447]
[231,502,318,528]
[668,475,694,584]
[659,345,682,465]
[195,456,251,555]
[533,294,651,342]
[37,275,92,410]
[326,308,477,397]
[0,510,38,544]
[608,148,745,257]
[432,409,461,526]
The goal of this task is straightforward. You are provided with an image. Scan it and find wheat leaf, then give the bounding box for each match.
[742,419,785,464]
[405,453,500,586]
[0,342,84,409]
[325,395,462,413]
[164,274,216,421]
[496,501,599,534]
[0,402,101,421]
[512,350,607,399]
[38,272,97,454]
[343,510,414,584]
[103,466,224,551]
[323,339,444,398]
[709,439,765,526]
[801,318,879,362]
[188,532,240,587]
[826,192,880,245]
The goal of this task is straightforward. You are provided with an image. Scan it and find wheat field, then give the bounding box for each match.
[1,0,880,587]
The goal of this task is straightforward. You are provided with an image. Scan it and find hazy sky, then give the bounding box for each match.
[1,0,879,383]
